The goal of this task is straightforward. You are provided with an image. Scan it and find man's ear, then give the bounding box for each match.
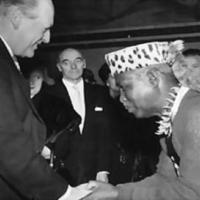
[9,6,22,29]
[146,68,159,87]
[83,59,86,69]
[56,63,62,72]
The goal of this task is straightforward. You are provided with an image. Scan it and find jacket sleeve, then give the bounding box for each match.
[177,103,200,198]
[117,150,199,200]
[0,65,67,200]
[116,93,200,200]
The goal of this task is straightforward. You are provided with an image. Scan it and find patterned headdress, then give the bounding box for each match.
[105,40,184,76]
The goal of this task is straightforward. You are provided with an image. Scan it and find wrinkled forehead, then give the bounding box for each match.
[115,70,136,86]
[59,49,83,61]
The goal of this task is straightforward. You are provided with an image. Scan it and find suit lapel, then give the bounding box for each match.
[84,82,95,111]
[50,80,72,104]
[0,38,43,123]
[83,82,96,133]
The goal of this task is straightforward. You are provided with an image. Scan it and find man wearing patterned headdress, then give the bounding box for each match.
[84,40,200,200]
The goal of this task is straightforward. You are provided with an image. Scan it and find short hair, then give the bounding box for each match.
[57,48,84,63]
[83,68,96,84]
[98,63,111,84]
[0,0,38,17]
[182,48,200,57]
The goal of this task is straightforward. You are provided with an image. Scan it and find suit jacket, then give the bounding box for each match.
[0,38,67,200]
[117,89,200,200]
[44,80,112,186]
[32,85,81,141]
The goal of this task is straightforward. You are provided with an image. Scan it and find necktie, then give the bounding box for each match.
[72,85,84,132]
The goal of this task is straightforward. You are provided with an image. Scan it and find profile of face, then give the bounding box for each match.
[13,0,54,57]
[115,70,159,118]
[57,49,86,83]
[172,55,200,91]
[106,75,120,98]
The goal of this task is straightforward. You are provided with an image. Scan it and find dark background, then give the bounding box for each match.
[21,0,200,84]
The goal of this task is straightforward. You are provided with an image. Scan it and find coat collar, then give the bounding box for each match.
[0,38,43,123]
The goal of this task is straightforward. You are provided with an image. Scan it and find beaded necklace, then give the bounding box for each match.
[155,86,189,137]
[155,86,180,136]
[155,85,189,177]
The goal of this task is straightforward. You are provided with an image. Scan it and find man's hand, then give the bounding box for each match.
[41,146,51,159]
[58,183,92,200]
[84,181,119,200]
[96,172,109,183]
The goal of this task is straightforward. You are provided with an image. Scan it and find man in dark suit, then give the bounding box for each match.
[44,48,112,186]
[0,0,90,199]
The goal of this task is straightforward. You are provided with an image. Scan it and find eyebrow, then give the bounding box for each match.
[60,57,83,62]
[60,59,69,62]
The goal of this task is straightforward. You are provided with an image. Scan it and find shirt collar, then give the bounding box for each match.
[62,78,83,90]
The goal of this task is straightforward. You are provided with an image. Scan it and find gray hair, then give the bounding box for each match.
[0,0,38,17]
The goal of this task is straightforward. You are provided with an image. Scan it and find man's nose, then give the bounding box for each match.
[119,90,127,103]
[71,61,77,69]
[42,30,50,44]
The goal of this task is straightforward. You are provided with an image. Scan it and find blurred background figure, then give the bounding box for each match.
[83,68,97,84]
[99,63,120,98]
[21,57,55,99]
[172,48,200,91]
[29,67,44,98]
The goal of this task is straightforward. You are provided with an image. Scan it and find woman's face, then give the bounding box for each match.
[30,71,44,88]
[29,70,44,98]
[106,75,120,98]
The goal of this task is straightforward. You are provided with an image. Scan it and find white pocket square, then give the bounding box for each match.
[94,106,103,111]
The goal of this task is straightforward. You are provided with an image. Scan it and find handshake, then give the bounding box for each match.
[42,147,118,200]
[59,181,118,200]
[58,172,118,200]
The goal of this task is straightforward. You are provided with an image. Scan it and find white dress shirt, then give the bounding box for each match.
[62,78,86,133]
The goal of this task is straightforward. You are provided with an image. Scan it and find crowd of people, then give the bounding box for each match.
[1,0,200,200]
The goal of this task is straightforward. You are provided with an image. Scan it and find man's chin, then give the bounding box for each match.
[22,49,35,58]
[26,52,35,58]
[126,108,140,116]
[132,110,145,118]
[126,107,152,118]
